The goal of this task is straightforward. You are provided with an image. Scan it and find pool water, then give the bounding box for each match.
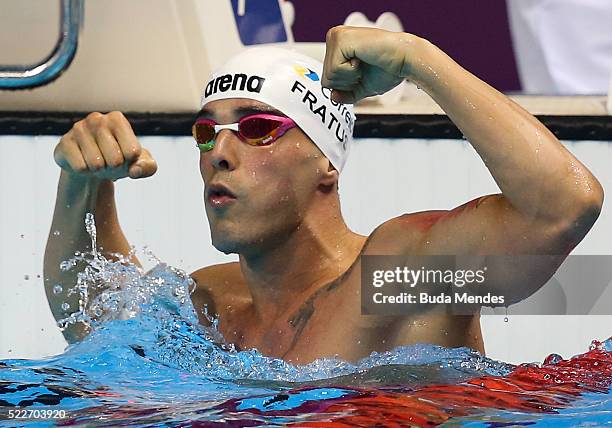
[1,215,611,427]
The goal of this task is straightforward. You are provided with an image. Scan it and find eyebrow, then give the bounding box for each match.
[195,105,287,121]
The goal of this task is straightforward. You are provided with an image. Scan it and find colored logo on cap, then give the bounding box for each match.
[293,65,319,81]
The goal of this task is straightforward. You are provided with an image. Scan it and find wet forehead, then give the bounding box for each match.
[197,99,286,121]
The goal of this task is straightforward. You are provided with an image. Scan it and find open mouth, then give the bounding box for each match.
[207,183,237,206]
[210,188,233,198]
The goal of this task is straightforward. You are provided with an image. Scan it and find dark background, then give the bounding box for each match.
[289,0,521,92]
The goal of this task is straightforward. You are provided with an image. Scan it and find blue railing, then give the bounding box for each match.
[0,0,83,90]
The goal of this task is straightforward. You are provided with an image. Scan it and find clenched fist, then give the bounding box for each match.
[322,26,424,104]
[54,111,157,181]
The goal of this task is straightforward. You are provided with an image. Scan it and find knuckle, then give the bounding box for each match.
[324,71,341,84]
[107,110,124,120]
[107,110,128,126]
[326,69,338,79]
[72,122,92,143]
[90,159,105,171]
[106,161,122,170]
[72,161,88,173]
[72,120,86,134]
[94,124,112,140]
[106,156,124,169]
[326,25,342,40]
[123,144,141,162]
[86,111,104,122]
[85,112,105,129]
[124,152,138,163]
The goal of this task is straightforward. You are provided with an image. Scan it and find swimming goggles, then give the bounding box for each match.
[192,114,297,152]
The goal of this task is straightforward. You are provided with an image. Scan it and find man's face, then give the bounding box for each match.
[198,98,332,256]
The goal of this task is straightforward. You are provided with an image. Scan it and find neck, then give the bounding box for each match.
[239,196,366,322]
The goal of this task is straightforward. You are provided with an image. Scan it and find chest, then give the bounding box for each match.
[217,264,395,363]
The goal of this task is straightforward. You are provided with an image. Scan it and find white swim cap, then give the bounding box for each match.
[200,46,356,172]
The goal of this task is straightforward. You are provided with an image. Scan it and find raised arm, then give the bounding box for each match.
[44,112,157,343]
[322,26,603,303]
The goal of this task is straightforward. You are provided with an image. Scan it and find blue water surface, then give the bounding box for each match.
[0,214,610,426]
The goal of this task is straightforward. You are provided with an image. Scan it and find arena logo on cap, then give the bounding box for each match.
[204,73,266,97]
[293,65,319,82]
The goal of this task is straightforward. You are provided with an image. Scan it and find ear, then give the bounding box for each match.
[319,161,339,188]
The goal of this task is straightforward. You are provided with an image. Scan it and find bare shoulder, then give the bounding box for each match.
[189,262,250,324]
[366,210,449,254]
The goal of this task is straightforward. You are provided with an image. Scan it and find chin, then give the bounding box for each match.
[210,227,256,255]
[210,233,241,255]
[212,241,239,255]
[209,218,295,256]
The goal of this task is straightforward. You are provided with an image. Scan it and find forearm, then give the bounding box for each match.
[406,37,603,224]
[43,170,137,341]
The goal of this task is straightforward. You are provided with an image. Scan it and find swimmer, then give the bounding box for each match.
[45,26,603,364]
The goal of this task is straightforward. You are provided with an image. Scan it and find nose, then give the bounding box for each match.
[208,129,238,171]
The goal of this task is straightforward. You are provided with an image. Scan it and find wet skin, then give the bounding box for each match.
[187,26,602,364]
[191,89,600,364]
[191,236,484,365]
[45,27,601,358]
[191,98,483,365]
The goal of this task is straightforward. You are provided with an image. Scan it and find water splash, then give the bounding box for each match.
[1,213,611,426]
[56,213,198,332]
[48,213,514,384]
